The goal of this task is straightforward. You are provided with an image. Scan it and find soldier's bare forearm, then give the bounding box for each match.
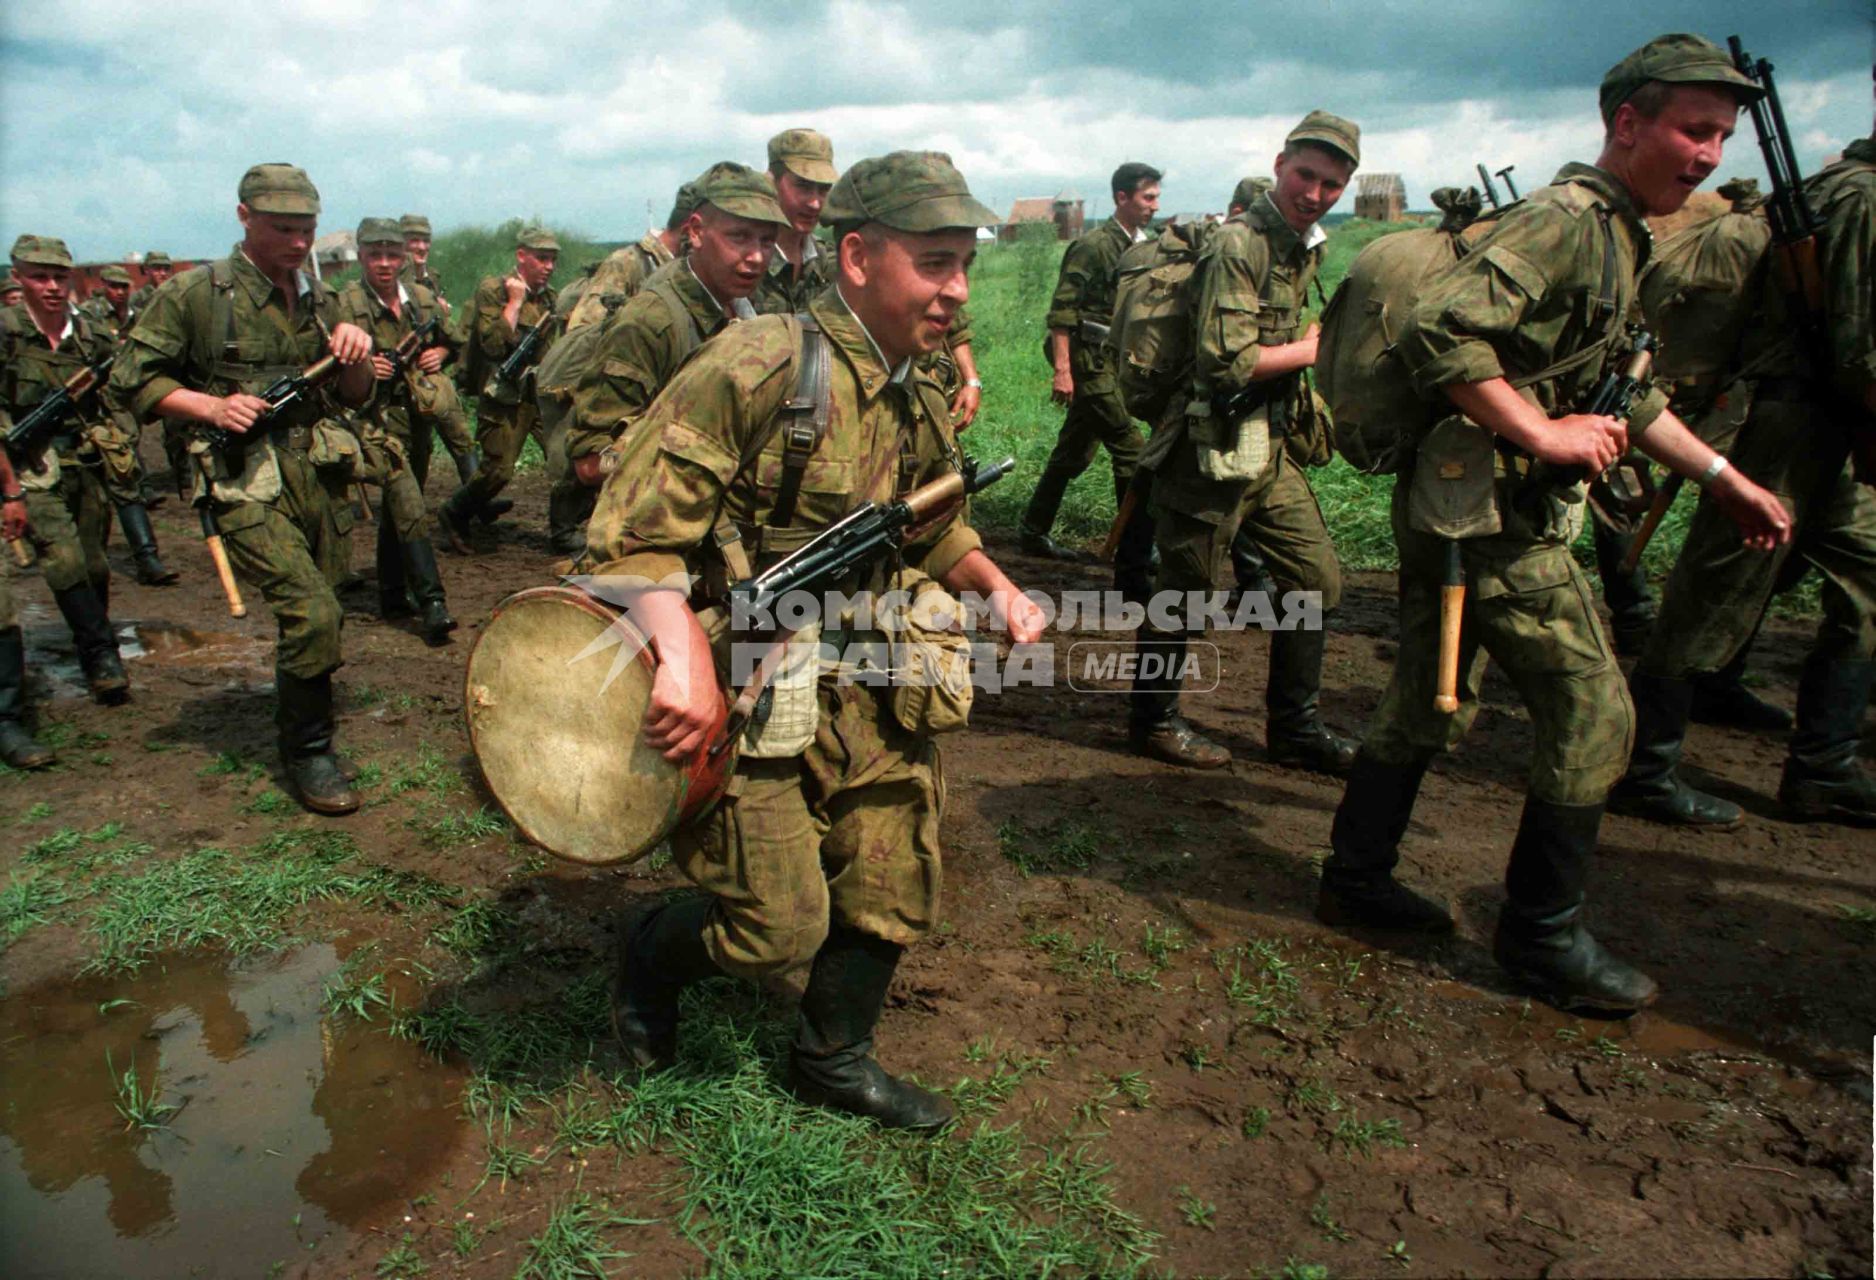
[152,388,238,425]
[1245,334,1318,381]
[1048,329,1072,376]
[1441,378,1554,449]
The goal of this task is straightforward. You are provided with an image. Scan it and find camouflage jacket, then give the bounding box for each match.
[333,277,456,423]
[568,260,751,461]
[586,286,981,587]
[1401,163,1667,434]
[1191,194,1326,426]
[1,303,123,485]
[466,275,557,369]
[1735,136,1875,401]
[1045,217,1139,340]
[78,296,133,341]
[399,262,449,312]
[753,233,834,316]
[564,233,678,332]
[127,283,160,316]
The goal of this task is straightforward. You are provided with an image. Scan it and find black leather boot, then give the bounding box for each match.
[1129,628,1229,768]
[452,447,477,487]
[1779,655,1876,824]
[1265,625,1358,774]
[275,669,358,815]
[1690,631,1790,732]
[610,896,721,1072]
[1494,798,1657,1013]
[1594,519,1656,657]
[1608,672,1742,827]
[1111,473,1158,606]
[477,497,514,525]
[547,482,594,556]
[785,924,955,1132]
[436,489,477,553]
[51,584,128,704]
[402,538,458,647]
[117,502,180,585]
[0,626,54,769]
[376,519,413,618]
[1317,751,1451,932]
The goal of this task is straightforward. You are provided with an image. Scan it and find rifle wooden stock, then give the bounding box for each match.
[1621,474,1684,577]
[1435,540,1464,714]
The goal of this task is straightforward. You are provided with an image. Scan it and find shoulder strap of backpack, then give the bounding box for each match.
[766,310,831,530]
[1505,208,1623,396]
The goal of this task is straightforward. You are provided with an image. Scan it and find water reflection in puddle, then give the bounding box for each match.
[21,608,272,699]
[0,944,464,1277]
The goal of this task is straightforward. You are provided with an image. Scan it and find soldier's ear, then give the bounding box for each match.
[837,229,870,288]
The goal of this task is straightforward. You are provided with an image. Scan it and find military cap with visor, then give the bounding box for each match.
[767,128,838,186]
[516,224,561,252]
[356,217,405,247]
[1285,111,1361,168]
[238,163,322,216]
[142,250,172,268]
[669,180,705,227]
[821,151,999,234]
[690,162,790,226]
[398,214,433,238]
[1599,33,1764,123]
[10,235,74,268]
[99,265,132,284]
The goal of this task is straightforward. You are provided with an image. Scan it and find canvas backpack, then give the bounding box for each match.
[1637,205,1773,407]
[1109,220,1216,421]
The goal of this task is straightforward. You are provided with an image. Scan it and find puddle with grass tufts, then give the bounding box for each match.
[0,943,465,1277]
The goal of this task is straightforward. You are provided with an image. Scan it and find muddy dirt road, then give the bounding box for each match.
[1,461,1870,1279]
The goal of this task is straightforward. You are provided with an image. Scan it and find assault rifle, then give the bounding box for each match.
[4,352,115,457]
[488,320,549,396]
[383,315,442,382]
[200,353,341,456]
[711,455,1015,754]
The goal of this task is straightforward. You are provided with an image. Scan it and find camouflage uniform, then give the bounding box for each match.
[1132,115,1356,772]
[563,232,679,332]
[334,219,459,643]
[111,164,374,814]
[1622,136,1876,823]
[126,251,171,318]
[3,236,131,702]
[1020,217,1146,543]
[441,238,558,536]
[753,232,834,316]
[1320,33,1766,1015]
[602,152,998,1132]
[398,217,477,473]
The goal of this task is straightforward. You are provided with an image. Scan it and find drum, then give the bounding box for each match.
[465,585,732,865]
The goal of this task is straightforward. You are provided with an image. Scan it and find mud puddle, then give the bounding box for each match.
[0,943,465,1278]
[22,609,270,699]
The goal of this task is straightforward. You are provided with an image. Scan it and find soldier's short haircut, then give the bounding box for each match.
[1111,162,1163,200]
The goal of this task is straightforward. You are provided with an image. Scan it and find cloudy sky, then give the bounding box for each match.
[1,0,1870,262]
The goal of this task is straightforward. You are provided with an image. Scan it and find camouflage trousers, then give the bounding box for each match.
[674,683,944,981]
[411,373,474,459]
[1150,444,1342,607]
[458,398,546,511]
[1362,481,1635,806]
[213,449,354,679]
[24,463,111,594]
[538,392,594,543]
[92,415,147,507]
[371,410,435,542]
[1020,374,1143,539]
[1641,394,1876,677]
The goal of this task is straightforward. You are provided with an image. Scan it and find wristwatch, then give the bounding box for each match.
[964,378,983,390]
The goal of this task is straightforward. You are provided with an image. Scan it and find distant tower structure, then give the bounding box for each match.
[1355,173,1406,222]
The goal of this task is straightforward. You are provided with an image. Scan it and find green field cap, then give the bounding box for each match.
[1715,176,1765,209]
[143,250,172,268]
[1231,175,1274,210]
[821,151,999,234]
[100,265,132,284]
[768,128,838,185]
[669,180,705,227]
[1600,33,1764,123]
[399,214,433,238]
[1286,110,1361,167]
[692,162,790,226]
[356,217,404,246]
[11,235,73,268]
[516,224,561,252]
[239,163,321,216]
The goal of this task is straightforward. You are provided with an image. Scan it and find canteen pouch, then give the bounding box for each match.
[1195,401,1271,483]
[1407,414,1502,539]
[739,618,822,759]
[191,434,282,504]
[886,569,974,736]
[308,417,366,479]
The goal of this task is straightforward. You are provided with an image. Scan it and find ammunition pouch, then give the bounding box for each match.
[1191,394,1272,484]
[884,569,974,737]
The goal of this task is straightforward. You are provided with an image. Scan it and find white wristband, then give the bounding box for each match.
[964,377,983,389]
[1696,455,1730,486]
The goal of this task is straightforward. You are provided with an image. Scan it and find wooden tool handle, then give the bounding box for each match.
[1620,475,1683,576]
[205,534,247,618]
[1434,541,1464,715]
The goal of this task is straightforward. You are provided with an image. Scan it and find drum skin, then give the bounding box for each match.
[465,585,732,865]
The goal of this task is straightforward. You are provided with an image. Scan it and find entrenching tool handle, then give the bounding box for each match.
[7,537,32,568]
[1101,487,1139,563]
[1435,540,1464,715]
[1620,474,1683,577]
[194,456,247,618]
